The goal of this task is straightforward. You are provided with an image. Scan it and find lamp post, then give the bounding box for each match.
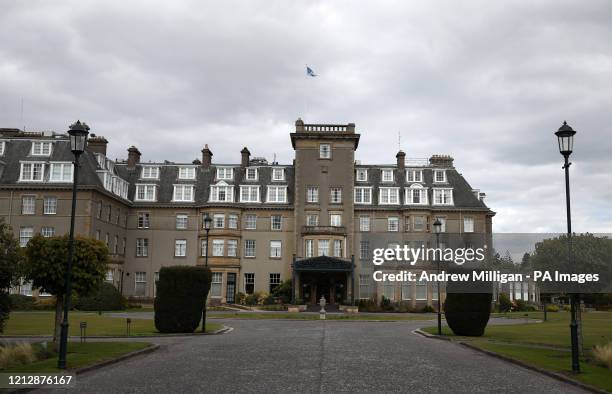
[555,120,580,373]
[433,218,442,336]
[202,214,212,332]
[58,120,89,369]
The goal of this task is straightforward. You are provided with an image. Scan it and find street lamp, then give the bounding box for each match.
[58,120,89,369]
[433,218,442,336]
[202,214,212,332]
[555,120,579,373]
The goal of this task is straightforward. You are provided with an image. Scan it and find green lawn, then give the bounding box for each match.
[3,342,151,372]
[422,311,612,391]
[3,312,223,336]
[207,312,434,321]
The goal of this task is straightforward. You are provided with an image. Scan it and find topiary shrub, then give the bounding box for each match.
[443,268,493,337]
[498,292,512,313]
[154,266,211,333]
[74,282,127,311]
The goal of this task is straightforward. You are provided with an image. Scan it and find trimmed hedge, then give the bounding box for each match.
[74,282,127,311]
[444,268,493,336]
[154,266,211,333]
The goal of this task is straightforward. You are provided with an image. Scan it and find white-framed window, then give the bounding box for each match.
[135,184,156,201]
[434,169,447,183]
[176,214,188,230]
[381,169,394,182]
[228,214,238,229]
[240,185,260,203]
[173,184,195,202]
[379,187,400,204]
[406,169,423,182]
[267,186,287,203]
[210,183,234,202]
[271,215,282,230]
[178,167,196,180]
[354,187,372,204]
[216,167,234,180]
[19,280,33,296]
[244,273,255,294]
[435,217,447,232]
[31,141,52,156]
[49,162,73,182]
[306,187,319,203]
[433,188,453,205]
[305,239,314,257]
[0,141,6,156]
[270,240,282,258]
[401,281,412,300]
[136,238,149,257]
[359,274,370,299]
[201,239,208,257]
[406,184,428,205]
[134,272,146,297]
[333,240,343,257]
[227,239,238,257]
[137,212,150,228]
[413,216,426,231]
[360,241,369,259]
[359,216,370,232]
[212,239,225,256]
[244,240,256,257]
[105,270,114,282]
[330,214,342,227]
[416,281,428,300]
[269,273,281,293]
[356,168,368,182]
[318,239,329,256]
[213,214,225,228]
[272,167,285,181]
[388,217,399,232]
[41,226,54,237]
[319,143,331,159]
[141,166,159,179]
[19,227,33,247]
[211,272,223,298]
[464,217,474,233]
[19,162,45,182]
[383,281,395,301]
[246,167,258,181]
[21,195,36,215]
[306,214,318,226]
[245,215,257,229]
[330,187,342,204]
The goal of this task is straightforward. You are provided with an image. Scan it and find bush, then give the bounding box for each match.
[9,294,36,310]
[74,282,127,311]
[259,304,287,311]
[562,304,571,312]
[271,280,292,304]
[0,343,37,369]
[421,305,435,313]
[498,293,512,313]
[0,293,9,333]
[245,294,258,306]
[380,296,393,311]
[234,292,246,305]
[546,304,559,312]
[154,266,211,333]
[593,342,612,370]
[263,295,275,305]
[358,298,381,312]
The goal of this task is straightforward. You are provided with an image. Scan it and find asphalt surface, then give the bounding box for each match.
[42,319,585,393]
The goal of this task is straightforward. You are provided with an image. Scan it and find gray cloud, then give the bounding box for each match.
[1,0,611,233]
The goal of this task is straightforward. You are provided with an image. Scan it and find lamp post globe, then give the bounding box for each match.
[555,121,576,157]
[68,120,90,155]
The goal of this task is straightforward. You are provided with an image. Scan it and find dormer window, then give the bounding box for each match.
[209,181,234,202]
[173,184,195,202]
[319,144,331,159]
[49,162,73,182]
[434,170,447,183]
[141,166,159,179]
[407,169,423,183]
[31,141,52,156]
[246,167,258,181]
[178,167,196,180]
[433,188,453,205]
[0,141,6,156]
[272,168,284,181]
[406,184,428,205]
[19,162,45,182]
[94,153,106,169]
[356,169,368,182]
[381,169,394,182]
[135,184,157,201]
[217,167,233,180]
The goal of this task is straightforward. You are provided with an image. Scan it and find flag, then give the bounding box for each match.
[306,66,317,77]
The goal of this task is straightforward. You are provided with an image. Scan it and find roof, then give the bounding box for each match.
[294,256,354,271]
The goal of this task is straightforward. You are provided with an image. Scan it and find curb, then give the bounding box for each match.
[415,331,607,394]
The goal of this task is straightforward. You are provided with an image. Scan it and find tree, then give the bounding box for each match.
[0,219,23,332]
[23,235,109,347]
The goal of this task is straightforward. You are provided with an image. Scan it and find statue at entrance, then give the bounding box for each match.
[319,296,326,319]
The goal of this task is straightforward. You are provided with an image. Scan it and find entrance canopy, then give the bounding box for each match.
[294,256,353,272]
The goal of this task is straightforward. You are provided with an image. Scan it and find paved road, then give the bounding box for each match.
[43,319,584,393]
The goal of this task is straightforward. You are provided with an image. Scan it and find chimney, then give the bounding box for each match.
[127,146,141,169]
[347,122,355,133]
[295,118,305,132]
[396,150,405,169]
[87,134,108,155]
[429,154,454,168]
[479,192,486,202]
[202,144,213,169]
[241,147,250,167]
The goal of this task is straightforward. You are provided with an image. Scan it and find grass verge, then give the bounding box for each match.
[3,312,223,336]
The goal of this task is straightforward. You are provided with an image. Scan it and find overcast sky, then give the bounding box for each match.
[1,0,611,233]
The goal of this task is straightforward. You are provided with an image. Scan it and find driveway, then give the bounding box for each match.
[43,319,585,393]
